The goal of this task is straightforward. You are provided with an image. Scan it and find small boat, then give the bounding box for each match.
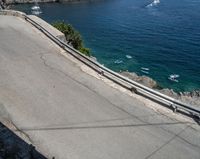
[147,0,160,7]
[153,0,160,5]
[31,5,40,10]
[31,2,42,15]
[141,67,150,71]
[168,74,180,82]
[125,55,132,59]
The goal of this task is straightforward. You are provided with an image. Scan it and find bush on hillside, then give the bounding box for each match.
[52,21,91,56]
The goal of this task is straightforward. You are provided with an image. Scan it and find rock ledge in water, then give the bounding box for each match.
[120,71,158,89]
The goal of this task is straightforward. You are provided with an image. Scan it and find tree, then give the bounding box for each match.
[52,21,91,56]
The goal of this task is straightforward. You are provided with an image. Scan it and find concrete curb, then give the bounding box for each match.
[0,9,26,18]
[0,10,66,41]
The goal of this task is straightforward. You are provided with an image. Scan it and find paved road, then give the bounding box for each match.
[0,15,200,159]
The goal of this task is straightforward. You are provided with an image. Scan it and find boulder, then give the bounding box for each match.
[120,71,158,88]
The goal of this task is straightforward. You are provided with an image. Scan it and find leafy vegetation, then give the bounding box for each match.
[52,21,91,56]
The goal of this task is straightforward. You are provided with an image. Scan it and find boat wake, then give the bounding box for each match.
[114,59,123,64]
[141,67,150,71]
[141,70,149,74]
[146,0,160,7]
[141,67,150,74]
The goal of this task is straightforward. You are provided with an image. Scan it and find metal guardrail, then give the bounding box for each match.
[1,10,199,120]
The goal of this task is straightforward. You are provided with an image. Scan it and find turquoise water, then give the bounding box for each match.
[12,0,200,92]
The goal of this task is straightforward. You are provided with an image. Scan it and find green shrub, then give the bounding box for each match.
[79,47,90,56]
[52,21,91,56]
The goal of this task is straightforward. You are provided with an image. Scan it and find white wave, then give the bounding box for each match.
[146,0,160,7]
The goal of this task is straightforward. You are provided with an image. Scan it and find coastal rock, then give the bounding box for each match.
[158,88,179,99]
[158,89,200,108]
[120,71,158,89]
[120,71,200,108]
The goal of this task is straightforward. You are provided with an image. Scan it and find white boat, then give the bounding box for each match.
[147,0,160,7]
[125,55,132,59]
[31,5,40,10]
[153,0,160,5]
[168,74,180,82]
[31,2,42,15]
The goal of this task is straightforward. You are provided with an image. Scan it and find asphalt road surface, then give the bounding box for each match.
[0,15,200,159]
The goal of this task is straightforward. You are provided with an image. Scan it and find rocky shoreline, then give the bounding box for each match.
[120,71,200,108]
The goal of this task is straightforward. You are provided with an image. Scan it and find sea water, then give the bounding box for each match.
[12,0,200,92]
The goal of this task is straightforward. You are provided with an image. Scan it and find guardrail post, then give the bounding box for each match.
[196,113,200,122]
[61,45,65,49]
[130,87,137,94]
[38,26,42,31]
[192,113,200,124]
[171,104,178,113]
[99,70,104,75]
